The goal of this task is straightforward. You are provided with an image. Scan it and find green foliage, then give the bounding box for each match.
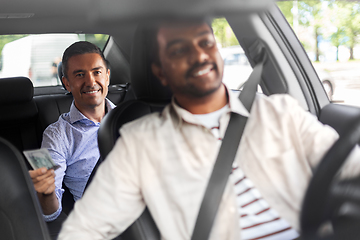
[298,1,323,27]
[84,34,109,49]
[212,18,239,48]
[330,28,346,48]
[277,1,294,27]
[277,0,360,61]
[332,2,360,49]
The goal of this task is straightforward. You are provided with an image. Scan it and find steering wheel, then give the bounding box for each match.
[301,121,360,240]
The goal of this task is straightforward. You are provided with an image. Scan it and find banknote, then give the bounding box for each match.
[23,148,60,170]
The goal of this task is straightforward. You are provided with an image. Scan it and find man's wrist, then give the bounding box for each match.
[37,191,55,198]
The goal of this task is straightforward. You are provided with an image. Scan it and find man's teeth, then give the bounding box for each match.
[193,68,211,77]
[85,90,99,94]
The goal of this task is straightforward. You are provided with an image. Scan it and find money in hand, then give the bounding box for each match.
[23,148,60,170]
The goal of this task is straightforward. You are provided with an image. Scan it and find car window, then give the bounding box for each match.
[277,0,360,106]
[212,18,254,90]
[0,34,109,87]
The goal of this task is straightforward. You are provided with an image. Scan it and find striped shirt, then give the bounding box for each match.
[232,165,299,239]
[194,104,299,240]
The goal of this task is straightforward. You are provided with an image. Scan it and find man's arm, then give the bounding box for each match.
[37,123,68,220]
[284,94,360,177]
[58,134,145,240]
[29,167,59,214]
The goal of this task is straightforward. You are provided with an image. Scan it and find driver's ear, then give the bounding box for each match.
[151,63,168,86]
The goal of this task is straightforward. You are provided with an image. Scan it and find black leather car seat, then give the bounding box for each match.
[0,137,51,240]
[0,77,40,153]
[98,25,172,159]
[97,25,172,240]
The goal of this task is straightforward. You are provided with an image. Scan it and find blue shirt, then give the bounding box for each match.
[41,99,115,221]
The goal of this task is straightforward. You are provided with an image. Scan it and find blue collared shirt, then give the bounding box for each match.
[41,99,115,221]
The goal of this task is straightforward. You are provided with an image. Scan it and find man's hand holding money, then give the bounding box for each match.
[29,167,59,215]
[29,167,55,195]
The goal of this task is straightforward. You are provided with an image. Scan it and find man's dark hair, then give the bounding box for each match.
[62,41,108,78]
[147,24,161,67]
[147,18,213,67]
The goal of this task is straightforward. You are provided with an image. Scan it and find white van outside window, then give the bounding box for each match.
[212,18,254,91]
[0,34,109,87]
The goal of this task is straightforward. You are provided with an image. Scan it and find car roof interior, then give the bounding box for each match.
[1,0,273,32]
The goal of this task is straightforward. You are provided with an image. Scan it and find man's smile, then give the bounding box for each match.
[187,63,216,78]
[192,66,213,77]
[82,88,102,95]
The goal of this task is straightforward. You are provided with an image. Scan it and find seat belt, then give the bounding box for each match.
[191,52,266,240]
[84,157,103,191]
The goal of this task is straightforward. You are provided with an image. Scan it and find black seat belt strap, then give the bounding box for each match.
[84,157,103,191]
[191,53,266,240]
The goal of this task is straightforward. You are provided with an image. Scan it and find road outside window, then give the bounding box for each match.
[0,34,109,87]
[278,0,360,106]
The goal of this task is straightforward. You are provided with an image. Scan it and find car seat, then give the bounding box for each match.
[98,25,171,159]
[97,25,172,240]
[0,137,51,240]
[0,77,40,153]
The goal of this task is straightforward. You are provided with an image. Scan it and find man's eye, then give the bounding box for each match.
[94,71,101,75]
[170,47,187,57]
[201,40,214,48]
[76,73,84,77]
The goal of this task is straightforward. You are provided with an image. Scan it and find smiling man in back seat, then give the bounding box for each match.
[29,41,115,239]
[58,20,360,240]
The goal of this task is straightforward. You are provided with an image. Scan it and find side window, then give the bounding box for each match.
[212,18,254,90]
[0,34,109,87]
[277,1,360,106]
[224,53,250,66]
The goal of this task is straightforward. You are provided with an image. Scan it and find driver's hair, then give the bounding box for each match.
[146,18,213,67]
[62,41,108,79]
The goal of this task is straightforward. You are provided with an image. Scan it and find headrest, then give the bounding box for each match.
[57,62,67,90]
[0,77,33,105]
[130,25,172,102]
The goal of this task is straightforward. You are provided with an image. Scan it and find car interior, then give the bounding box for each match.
[0,137,51,240]
[2,0,360,239]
